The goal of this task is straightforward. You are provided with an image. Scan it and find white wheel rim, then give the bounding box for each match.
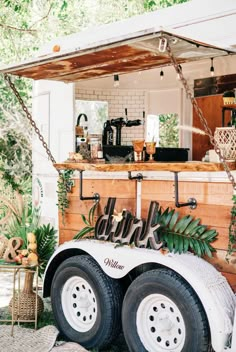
[136,294,186,352]
[61,276,97,332]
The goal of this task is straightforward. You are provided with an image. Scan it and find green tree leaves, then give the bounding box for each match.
[159,113,179,147]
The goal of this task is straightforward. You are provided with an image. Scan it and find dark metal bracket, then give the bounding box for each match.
[79,170,100,202]
[128,171,144,181]
[173,172,197,209]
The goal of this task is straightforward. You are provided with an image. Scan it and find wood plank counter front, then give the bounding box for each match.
[54,161,236,292]
[54,161,236,172]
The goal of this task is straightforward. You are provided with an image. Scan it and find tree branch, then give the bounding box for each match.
[29,4,53,29]
[0,22,36,33]
[0,3,53,34]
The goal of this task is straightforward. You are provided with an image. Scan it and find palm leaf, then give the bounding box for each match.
[169,211,179,230]
[174,215,193,233]
[156,206,218,257]
[184,218,201,235]
[88,201,99,225]
[74,226,95,239]
[73,202,99,240]
[34,224,57,277]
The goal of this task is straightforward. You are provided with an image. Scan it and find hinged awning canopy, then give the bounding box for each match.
[0,0,236,82]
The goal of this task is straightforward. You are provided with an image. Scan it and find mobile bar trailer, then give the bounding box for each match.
[2,2,236,351]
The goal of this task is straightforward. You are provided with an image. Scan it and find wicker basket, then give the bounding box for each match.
[223,97,235,105]
[214,127,236,161]
[9,271,44,320]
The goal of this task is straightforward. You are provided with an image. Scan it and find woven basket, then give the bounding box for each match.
[214,127,236,161]
[223,97,235,105]
[9,271,44,320]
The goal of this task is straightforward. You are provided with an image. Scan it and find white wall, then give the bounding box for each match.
[32,80,74,231]
[75,86,146,145]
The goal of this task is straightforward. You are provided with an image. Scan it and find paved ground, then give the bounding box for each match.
[0,272,13,308]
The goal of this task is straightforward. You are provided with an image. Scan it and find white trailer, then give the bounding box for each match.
[2,1,236,351]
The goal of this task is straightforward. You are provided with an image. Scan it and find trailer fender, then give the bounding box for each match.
[44,239,235,352]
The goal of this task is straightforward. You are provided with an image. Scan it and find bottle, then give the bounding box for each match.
[90,137,100,159]
[97,143,103,159]
[102,121,113,145]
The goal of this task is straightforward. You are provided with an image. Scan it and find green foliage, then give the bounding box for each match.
[159,113,179,147]
[73,201,99,240]
[4,196,40,247]
[144,0,188,10]
[1,192,57,277]
[0,75,32,194]
[226,195,236,260]
[0,129,32,193]
[155,206,218,257]
[34,224,57,277]
[56,170,74,224]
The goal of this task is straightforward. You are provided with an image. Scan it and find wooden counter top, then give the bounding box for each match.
[54,161,236,173]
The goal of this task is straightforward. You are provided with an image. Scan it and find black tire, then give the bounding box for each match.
[122,269,210,352]
[51,255,123,349]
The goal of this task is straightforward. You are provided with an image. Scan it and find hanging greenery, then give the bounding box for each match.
[226,195,236,261]
[56,170,74,224]
[155,206,218,257]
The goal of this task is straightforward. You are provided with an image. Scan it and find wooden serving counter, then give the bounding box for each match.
[54,161,236,172]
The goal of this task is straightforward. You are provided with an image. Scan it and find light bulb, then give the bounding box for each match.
[210,58,214,77]
[160,70,164,80]
[113,74,119,87]
[176,65,182,80]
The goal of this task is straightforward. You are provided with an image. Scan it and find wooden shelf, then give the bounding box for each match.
[222,104,236,108]
[54,161,236,173]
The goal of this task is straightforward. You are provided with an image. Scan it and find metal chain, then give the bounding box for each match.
[166,40,236,191]
[4,73,57,165]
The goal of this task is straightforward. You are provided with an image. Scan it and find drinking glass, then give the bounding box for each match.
[145,141,156,162]
[132,140,145,162]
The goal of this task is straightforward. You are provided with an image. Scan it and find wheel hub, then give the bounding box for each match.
[62,276,97,332]
[136,294,186,352]
[77,293,92,309]
[158,313,174,332]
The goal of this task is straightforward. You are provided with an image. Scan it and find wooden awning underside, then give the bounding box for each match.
[0,31,232,82]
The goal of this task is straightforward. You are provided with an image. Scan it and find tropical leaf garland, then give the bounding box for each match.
[154,207,218,257]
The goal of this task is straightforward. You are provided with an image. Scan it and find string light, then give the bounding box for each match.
[160,70,164,80]
[177,65,182,80]
[210,58,214,77]
[113,74,120,87]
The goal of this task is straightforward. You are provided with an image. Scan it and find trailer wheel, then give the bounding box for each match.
[51,255,123,349]
[122,269,210,352]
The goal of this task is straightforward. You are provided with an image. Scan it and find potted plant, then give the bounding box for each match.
[1,192,57,320]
